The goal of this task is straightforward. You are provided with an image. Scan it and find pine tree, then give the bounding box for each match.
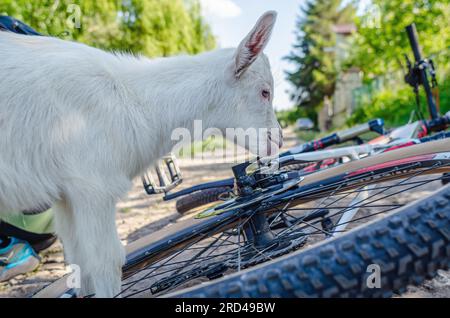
[285,0,355,120]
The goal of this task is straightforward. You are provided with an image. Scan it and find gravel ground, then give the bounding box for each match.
[0,129,448,298]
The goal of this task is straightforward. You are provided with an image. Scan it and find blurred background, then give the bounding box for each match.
[1,0,449,135]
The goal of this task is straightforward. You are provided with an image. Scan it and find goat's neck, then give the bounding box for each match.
[120,52,230,172]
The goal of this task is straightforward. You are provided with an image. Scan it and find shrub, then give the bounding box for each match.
[348,77,450,128]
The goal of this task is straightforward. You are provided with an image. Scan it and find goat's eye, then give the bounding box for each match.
[262,89,270,100]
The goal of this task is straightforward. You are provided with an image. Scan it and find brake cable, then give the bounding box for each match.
[404,54,425,121]
[429,59,440,113]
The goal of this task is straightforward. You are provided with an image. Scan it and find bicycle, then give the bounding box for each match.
[33,23,450,298]
[34,131,450,297]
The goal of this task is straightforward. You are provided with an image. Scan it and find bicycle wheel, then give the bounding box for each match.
[176,186,232,214]
[34,139,450,298]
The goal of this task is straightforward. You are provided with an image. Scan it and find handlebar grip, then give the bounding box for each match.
[335,118,384,142]
[336,123,370,142]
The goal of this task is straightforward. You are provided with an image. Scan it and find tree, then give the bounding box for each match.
[0,0,215,56]
[285,0,356,121]
[347,0,450,80]
[118,0,215,57]
[344,0,450,127]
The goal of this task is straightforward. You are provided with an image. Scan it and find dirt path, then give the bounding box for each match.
[0,129,448,298]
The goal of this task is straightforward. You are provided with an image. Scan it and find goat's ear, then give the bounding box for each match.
[234,11,277,78]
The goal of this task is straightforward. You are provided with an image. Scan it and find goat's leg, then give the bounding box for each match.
[53,199,75,263]
[54,191,125,298]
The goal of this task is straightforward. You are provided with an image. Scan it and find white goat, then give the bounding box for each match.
[0,11,281,297]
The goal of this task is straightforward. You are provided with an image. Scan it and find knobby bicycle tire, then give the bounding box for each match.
[169,184,450,298]
[176,186,232,214]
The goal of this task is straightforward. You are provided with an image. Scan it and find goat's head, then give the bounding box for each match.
[218,11,282,157]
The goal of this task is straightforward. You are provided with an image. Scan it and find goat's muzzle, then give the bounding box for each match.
[267,129,284,156]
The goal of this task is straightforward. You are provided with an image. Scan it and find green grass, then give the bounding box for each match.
[348,78,450,128]
[295,130,320,142]
[176,136,229,158]
[120,207,132,214]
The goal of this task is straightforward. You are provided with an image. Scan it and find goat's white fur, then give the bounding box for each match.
[0,11,280,297]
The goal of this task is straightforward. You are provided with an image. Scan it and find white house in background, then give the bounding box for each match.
[318,23,363,131]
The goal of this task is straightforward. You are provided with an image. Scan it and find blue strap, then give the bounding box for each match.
[0,16,42,36]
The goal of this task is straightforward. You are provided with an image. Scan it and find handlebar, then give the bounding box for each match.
[336,119,385,141]
[405,24,439,119]
[424,111,450,133]
[280,118,384,157]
